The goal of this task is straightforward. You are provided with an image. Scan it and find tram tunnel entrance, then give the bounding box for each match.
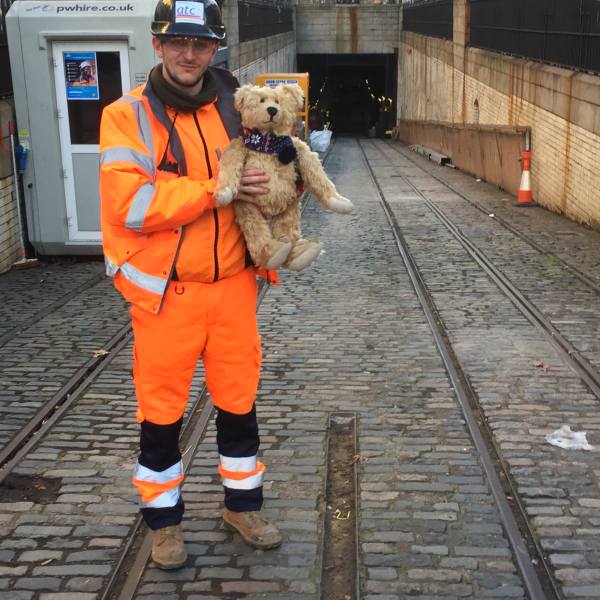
[297,53,397,136]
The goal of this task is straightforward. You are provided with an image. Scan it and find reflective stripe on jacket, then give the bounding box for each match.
[99,67,245,314]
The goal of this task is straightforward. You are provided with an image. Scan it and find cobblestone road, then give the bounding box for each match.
[0,261,104,339]
[0,275,129,454]
[1,137,599,599]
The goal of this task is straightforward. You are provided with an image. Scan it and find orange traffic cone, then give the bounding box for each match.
[514,150,535,206]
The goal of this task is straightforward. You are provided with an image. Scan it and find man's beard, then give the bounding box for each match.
[164,63,203,89]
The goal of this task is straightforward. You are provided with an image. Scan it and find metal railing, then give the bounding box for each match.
[238,1,294,42]
[471,0,600,74]
[297,0,397,6]
[402,0,453,40]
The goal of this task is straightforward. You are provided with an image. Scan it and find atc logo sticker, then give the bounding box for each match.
[175,1,205,25]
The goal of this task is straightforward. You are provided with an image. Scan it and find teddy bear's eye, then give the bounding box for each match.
[260,98,265,103]
[274,100,279,104]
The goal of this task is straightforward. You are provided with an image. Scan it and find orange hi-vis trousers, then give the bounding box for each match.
[131,267,262,424]
[129,268,265,529]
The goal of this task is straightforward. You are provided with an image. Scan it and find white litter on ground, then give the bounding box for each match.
[545,425,593,450]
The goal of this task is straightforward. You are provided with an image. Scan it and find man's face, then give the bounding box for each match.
[152,36,218,91]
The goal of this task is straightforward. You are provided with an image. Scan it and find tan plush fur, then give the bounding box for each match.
[214,83,353,271]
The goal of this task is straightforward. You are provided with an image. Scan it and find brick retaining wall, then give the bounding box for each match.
[0,174,21,273]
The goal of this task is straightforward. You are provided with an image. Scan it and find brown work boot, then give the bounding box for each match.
[223,507,282,550]
[151,524,187,570]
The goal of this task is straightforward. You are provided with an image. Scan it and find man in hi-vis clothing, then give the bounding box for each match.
[99,0,281,569]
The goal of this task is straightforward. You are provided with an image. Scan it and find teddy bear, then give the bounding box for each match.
[214,83,353,271]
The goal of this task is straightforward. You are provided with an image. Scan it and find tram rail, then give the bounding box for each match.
[0,323,132,483]
[388,141,600,295]
[358,138,566,600]
[365,139,600,399]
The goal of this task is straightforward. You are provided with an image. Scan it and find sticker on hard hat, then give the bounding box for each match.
[175,1,205,24]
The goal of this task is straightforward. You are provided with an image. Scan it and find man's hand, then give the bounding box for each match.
[235,169,270,203]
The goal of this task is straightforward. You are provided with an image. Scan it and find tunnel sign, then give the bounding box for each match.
[263,78,300,88]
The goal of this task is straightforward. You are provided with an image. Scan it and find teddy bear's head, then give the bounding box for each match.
[234,83,304,136]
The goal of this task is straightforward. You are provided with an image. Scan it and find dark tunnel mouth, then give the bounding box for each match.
[298,53,397,136]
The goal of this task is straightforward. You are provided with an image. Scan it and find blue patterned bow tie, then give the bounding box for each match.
[242,128,297,165]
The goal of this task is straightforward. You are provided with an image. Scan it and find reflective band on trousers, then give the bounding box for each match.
[144,486,181,509]
[104,256,168,297]
[125,182,155,231]
[132,461,183,507]
[219,455,257,473]
[218,458,265,490]
[100,146,154,178]
[222,469,264,490]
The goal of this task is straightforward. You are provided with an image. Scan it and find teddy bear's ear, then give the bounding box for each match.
[279,83,304,112]
[234,84,255,112]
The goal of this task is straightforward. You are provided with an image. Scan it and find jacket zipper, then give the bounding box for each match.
[157,226,186,314]
[193,113,219,282]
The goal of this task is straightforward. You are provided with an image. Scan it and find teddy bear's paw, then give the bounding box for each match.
[265,241,293,269]
[284,241,323,271]
[215,187,235,207]
[328,194,354,214]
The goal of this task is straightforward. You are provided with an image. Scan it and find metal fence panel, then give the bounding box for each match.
[238,2,294,43]
[471,0,600,74]
[402,0,453,40]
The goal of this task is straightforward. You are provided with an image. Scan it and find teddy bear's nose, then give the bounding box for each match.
[267,106,278,117]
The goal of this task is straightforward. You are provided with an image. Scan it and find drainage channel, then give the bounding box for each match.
[320,413,360,600]
[359,138,557,600]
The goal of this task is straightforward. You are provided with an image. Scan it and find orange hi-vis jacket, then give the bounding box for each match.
[99,67,248,314]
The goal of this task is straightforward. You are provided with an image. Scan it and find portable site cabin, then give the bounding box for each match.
[6,0,228,254]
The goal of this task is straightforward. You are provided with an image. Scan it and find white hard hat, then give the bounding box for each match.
[80,60,93,68]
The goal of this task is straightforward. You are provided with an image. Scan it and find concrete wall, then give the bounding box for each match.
[223,1,296,82]
[398,0,600,229]
[296,5,401,54]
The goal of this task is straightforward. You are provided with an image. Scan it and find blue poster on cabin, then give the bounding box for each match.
[64,52,99,100]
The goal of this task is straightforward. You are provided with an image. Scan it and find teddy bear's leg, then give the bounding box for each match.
[283,239,323,271]
[271,203,323,272]
[270,202,301,244]
[293,139,354,214]
[234,202,292,269]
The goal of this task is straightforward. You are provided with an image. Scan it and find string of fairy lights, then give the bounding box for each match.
[365,78,394,112]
